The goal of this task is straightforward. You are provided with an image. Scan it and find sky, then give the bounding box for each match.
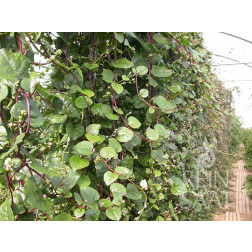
[203,32,252,128]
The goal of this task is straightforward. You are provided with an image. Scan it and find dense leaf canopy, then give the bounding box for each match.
[0,32,234,221]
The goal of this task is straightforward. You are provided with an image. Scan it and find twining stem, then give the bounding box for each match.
[100,181,103,197]
[35,209,39,221]
[0,101,4,121]
[18,33,22,54]
[44,211,52,221]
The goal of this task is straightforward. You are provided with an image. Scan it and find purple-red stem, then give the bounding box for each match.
[35,209,39,221]
[44,211,52,221]
[100,181,103,197]
[7,172,14,209]
[15,87,18,103]
[18,33,22,54]
[148,35,154,182]
[0,101,3,121]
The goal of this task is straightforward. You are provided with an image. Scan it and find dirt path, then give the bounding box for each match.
[214,159,252,221]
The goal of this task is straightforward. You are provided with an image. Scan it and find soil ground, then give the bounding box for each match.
[213,153,252,221]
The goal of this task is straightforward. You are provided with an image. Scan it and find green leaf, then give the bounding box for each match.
[10,99,44,128]
[151,65,173,78]
[106,207,122,221]
[139,89,149,98]
[114,32,124,43]
[114,166,132,179]
[0,126,7,136]
[126,183,142,200]
[66,122,84,140]
[85,208,100,221]
[69,155,89,170]
[23,177,53,211]
[176,135,183,144]
[170,176,187,195]
[153,35,170,45]
[21,72,38,93]
[154,124,170,139]
[30,159,62,178]
[122,75,130,81]
[0,48,30,81]
[111,83,124,94]
[74,141,93,156]
[153,95,174,111]
[99,199,113,208]
[168,82,181,93]
[127,116,141,129]
[75,96,93,109]
[151,149,164,162]
[80,187,100,204]
[74,192,84,205]
[13,191,25,214]
[101,104,113,115]
[111,58,133,69]
[85,134,101,143]
[149,107,155,113]
[156,216,165,221]
[108,138,122,152]
[0,199,14,221]
[149,76,158,87]
[0,82,8,102]
[136,66,148,75]
[78,175,91,188]
[79,89,95,97]
[110,183,126,200]
[74,208,85,218]
[49,114,68,124]
[117,127,134,142]
[86,124,101,136]
[54,213,72,221]
[105,112,119,121]
[100,147,117,159]
[113,107,124,115]
[0,133,25,159]
[104,171,118,186]
[146,128,159,141]
[83,62,98,70]
[10,102,26,119]
[102,69,115,83]
[64,69,83,87]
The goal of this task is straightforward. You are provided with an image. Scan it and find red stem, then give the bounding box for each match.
[44,211,52,221]
[100,181,103,197]
[0,101,4,121]
[35,209,39,221]
[15,87,18,103]
[7,172,14,209]
[18,33,22,54]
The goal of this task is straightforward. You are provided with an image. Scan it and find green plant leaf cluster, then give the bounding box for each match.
[0,32,235,221]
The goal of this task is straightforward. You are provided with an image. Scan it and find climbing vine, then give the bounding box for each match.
[0,32,234,221]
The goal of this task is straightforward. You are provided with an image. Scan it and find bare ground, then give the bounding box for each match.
[214,158,252,221]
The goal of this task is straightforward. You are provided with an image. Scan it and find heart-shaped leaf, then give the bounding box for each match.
[104,171,118,186]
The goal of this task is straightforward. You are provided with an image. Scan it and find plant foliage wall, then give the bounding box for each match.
[0,32,234,221]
